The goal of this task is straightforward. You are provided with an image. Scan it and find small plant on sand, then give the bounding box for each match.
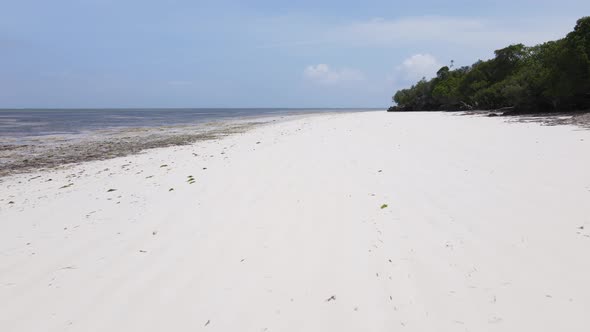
[380,204,388,209]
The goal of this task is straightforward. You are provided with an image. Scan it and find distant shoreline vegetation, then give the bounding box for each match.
[388,17,590,114]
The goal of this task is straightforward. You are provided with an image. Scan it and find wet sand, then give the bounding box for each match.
[0,117,276,177]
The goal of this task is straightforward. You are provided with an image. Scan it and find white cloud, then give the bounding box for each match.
[303,64,365,85]
[396,54,443,82]
[348,16,575,48]
[257,15,576,54]
[341,17,485,46]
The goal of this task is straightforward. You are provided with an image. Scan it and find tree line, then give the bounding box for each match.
[389,17,590,114]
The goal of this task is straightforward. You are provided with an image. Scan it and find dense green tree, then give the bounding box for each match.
[389,17,590,113]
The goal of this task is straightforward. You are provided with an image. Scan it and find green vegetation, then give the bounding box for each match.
[389,17,590,113]
[380,204,388,209]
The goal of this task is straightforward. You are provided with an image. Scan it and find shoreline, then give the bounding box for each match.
[0,112,336,177]
[3,109,588,178]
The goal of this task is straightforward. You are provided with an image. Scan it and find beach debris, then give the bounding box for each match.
[579,226,585,230]
[60,266,76,270]
[160,164,168,168]
[60,183,74,189]
[325,295,336,302]
[240,258,246,262]
[380,204,388,209]
[8,201,14,204]
[139,250,147,253]
[378,170,383,173]
[169,188,174,192]
[107,189,117,192]
[204,320,210,327]
[152,231,158,236]
[256,141,261,144]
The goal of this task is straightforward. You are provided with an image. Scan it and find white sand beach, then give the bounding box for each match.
[1,111,589,331]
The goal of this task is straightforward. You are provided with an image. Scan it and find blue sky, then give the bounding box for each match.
[1,0,589,108]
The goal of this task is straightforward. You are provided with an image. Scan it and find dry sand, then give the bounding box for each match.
[1,111,589,331]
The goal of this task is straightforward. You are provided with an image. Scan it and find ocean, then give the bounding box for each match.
[0,108,380,139]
